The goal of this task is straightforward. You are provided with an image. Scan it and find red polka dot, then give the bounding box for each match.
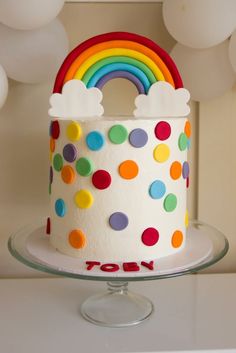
[51,120,60,139]
[92,170,112,190]
[141,228,159,246]
[155,121,171,141]
[186,177,190,188]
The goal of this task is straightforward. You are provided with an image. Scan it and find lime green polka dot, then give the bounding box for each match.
[66,122,82,141]
[108,124,128,144]
[53,153,63,171]
[178,133,188,151]
[76,157,94,176]
[163,194,177,212]
[153,144,170,163]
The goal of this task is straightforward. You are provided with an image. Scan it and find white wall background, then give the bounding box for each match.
[0,2,234,277]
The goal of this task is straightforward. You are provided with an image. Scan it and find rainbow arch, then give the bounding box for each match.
[53,32,183,94]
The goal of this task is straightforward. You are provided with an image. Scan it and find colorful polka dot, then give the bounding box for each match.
[186,177,190,188]
[61,165,75,184]
[92,170,112,189]
[51,120,60,139]
[119,160,139,180]
[66,122,82,141]
[76,157,94,176]
[141,228,159,246]
[184,120,191,138]
[170,161,182,180]
[50,138,55,153]
[69,229,86,249]
[108,124,128,144]
[86,131,105,151]
[153,144,170,163]
[155,121,171,140]
[164,194,177,212]
[178,133,188,151]
[55,199,66,217]
[185,210,189,228]
[53,153,63,171]
[49,166,53,184]
[109,212,129,231]
[182,161,190,179]
[149,180,166,199]
[63,144,77,162]
[171,230,183,248]
[187,138,191,150]
[74,189,94,209]
[129,128,148,148]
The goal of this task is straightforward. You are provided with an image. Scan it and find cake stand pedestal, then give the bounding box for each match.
[8,220,228,327]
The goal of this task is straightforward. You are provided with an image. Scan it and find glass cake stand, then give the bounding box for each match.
[8,220,228,328]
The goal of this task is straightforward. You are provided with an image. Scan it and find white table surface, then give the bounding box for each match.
[1,274,236,353]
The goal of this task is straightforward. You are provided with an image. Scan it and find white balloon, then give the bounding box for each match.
[229,30,236,73]
[0,0,65,30]
[163,0,236,49]
[0,64,8,108]
[0,20,68,84]
[171,41,235,101]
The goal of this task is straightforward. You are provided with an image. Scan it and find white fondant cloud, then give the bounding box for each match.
[49,79,104,120]
[133,81,190,118]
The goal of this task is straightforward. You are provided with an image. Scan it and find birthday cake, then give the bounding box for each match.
[47,32,191,273]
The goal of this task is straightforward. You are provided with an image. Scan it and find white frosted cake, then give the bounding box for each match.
[47,32,191,273]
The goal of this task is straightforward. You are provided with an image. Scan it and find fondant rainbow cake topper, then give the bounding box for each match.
[49,32,190,119]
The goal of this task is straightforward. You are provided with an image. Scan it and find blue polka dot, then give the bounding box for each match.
[187,138,191,150]
[149,180,166,199]
[55,199,66,217]
[86,131,105,151]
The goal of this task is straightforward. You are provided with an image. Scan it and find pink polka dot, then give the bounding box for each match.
[141,227,159,246]
[155,121,171,141]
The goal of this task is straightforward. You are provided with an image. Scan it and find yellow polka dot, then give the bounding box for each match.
[185,210,189,228]
[171,230,183,248]
[66,121,82,141]
[74,189,93,209]
[69,229,86,249]
[153,144,170,163]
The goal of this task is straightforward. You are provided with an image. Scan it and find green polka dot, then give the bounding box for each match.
[163,194,177,212]
[108,124,128,144]
[178,133,188,151]
[53,153,63,171]
[76,157,94,176]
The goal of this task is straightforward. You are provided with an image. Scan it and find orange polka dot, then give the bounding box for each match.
[50,137,55,153]
[170,161,182,180]
[171,230,183,248]
[61,165,75,184]
[184,120,191,138]
[119,160,139,179]
[68,229,86,249]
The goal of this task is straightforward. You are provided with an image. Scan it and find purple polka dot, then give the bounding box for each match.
[50,166,53,184]
[109,212,129,231]
[63,144,77,162]
[129,128,148,148]
[182,161,190,179]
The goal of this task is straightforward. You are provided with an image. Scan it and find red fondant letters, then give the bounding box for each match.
[141,260,154,270]
[86,261,101,270]
[100,263,120,272]
[123,262,140,272]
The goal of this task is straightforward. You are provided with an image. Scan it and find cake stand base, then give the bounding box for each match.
[80,281,153,327]
[8,220,229,327]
